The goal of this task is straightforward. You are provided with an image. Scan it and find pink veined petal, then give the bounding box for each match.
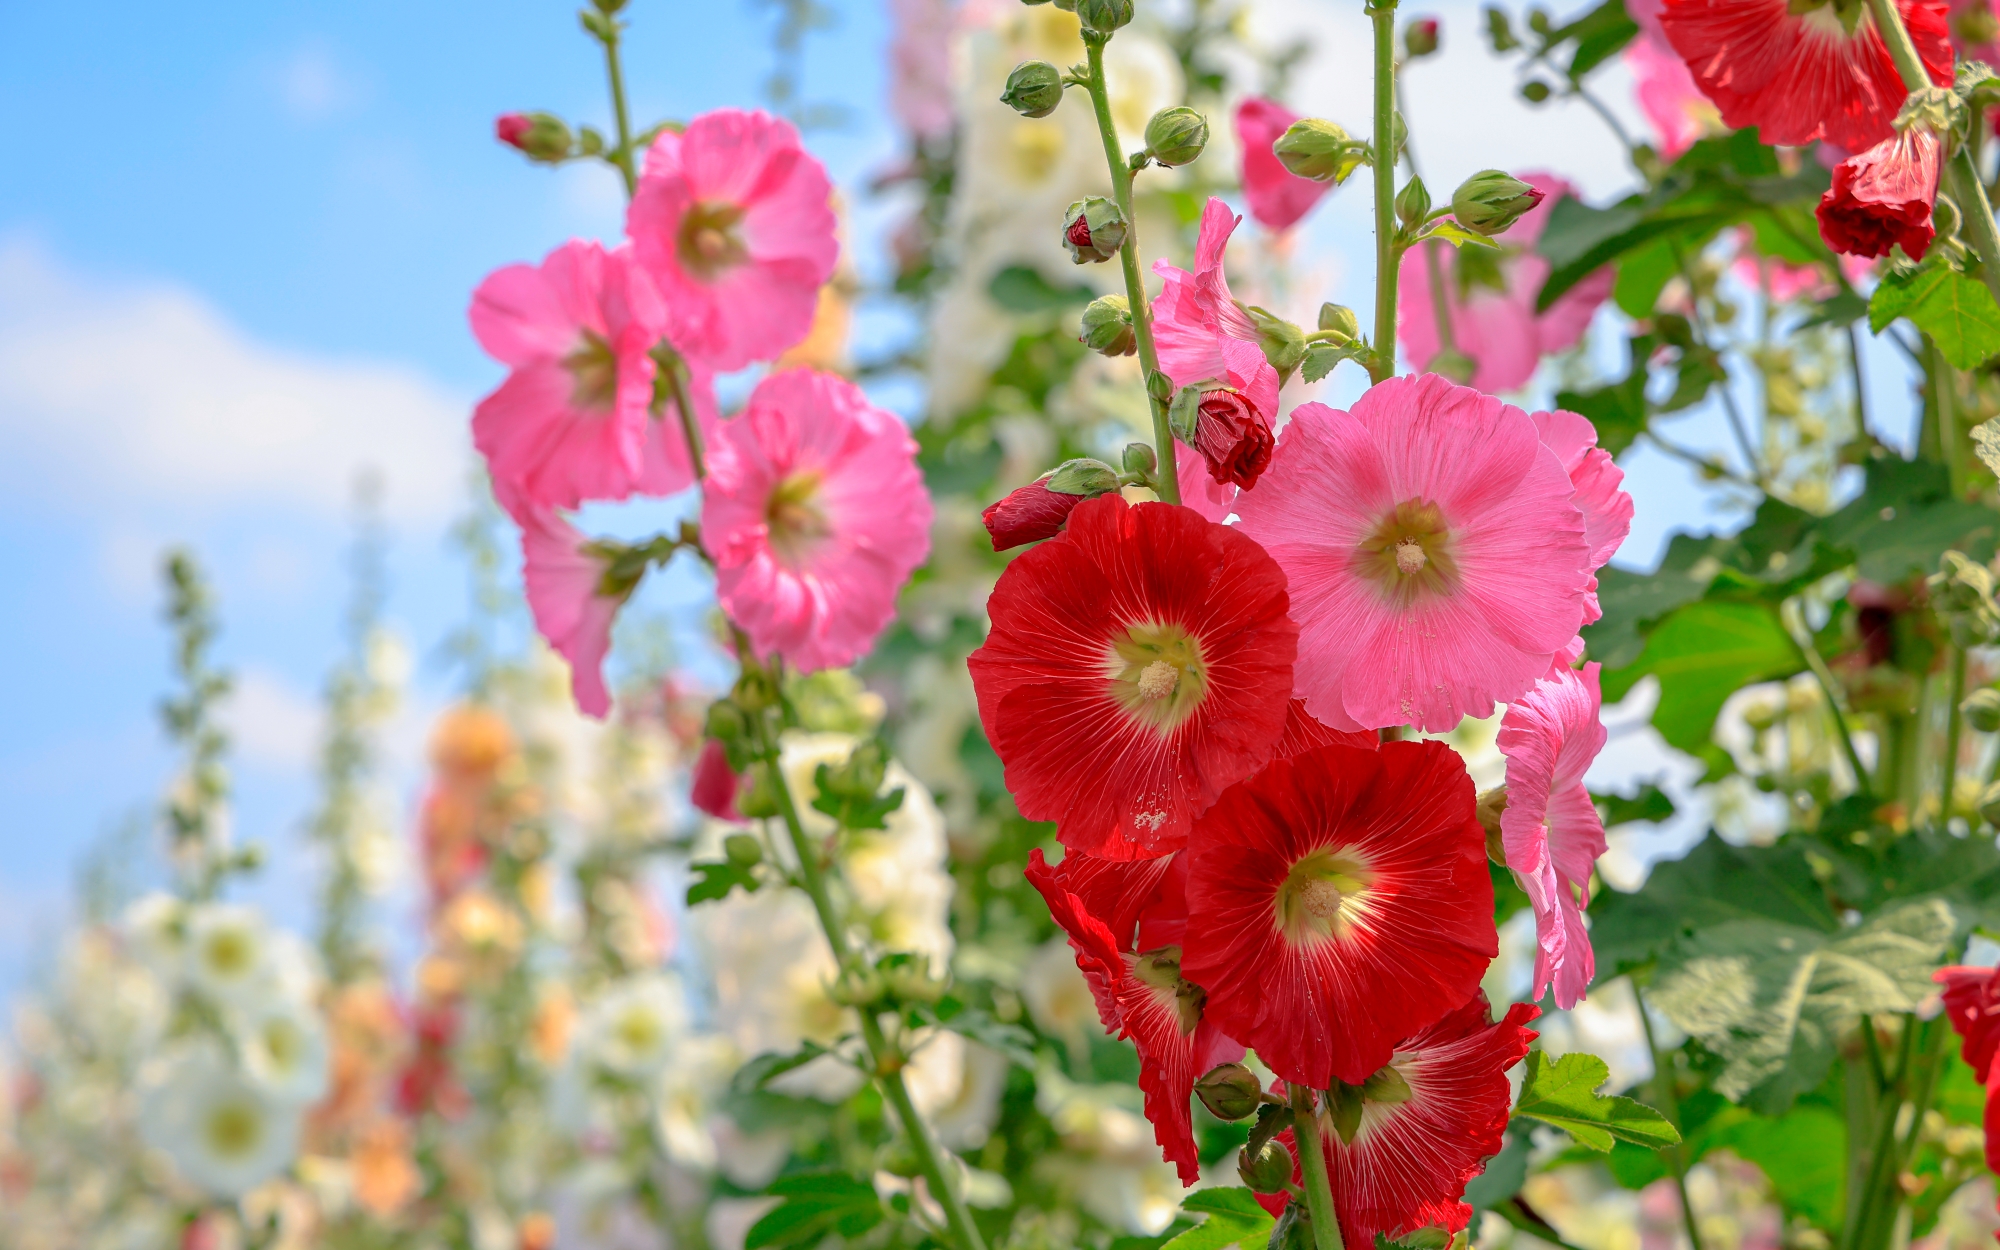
[1176,443,1239,522]
[518,507,624,718]
[470,261,584,364]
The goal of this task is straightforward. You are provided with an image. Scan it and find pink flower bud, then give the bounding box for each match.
[690,739,743,820]
[983,479,1087,551]
[495,113,533,149]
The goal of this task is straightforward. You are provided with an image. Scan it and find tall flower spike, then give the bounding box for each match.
[701,369,933,674]
[1498,662,1609,1010]
[628,108,839,372]
[1659,0,1952,152]
[969,494,1298,859]
[519,506,629,719]
[1235,97,1334,232]
[1182,741,1497,1089]
[1235,373,1592,733]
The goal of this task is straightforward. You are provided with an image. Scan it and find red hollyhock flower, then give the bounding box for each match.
[983,479,1089,551]
[1259,995,1540,1244]
[1277,699,1379,756]
[1193,390,1276,489]
[1817,128,1941,260]
[1936,964,2000,1174]
[969,494,1297,859]
[1026,848,1242,1185]
[1182,740,1495,1089]
[1659,0,1951,152]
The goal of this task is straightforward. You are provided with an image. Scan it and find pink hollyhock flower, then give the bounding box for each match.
[1176,443,1238,522]
[1817,128,1942,261]
[1234,373,1593,733]
[1498,662,1609,1009]
[1235,97,1332,232]
[702,369,932,673]
[1152,199,1281,487]
[1531,407,1633,624]
[1625,32,1721,159]
[471,241,713,517]
[628,108,839,372]
[1398,172,1613,395]
[518,507,627,719]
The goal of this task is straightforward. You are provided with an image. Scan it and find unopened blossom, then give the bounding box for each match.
[701,369,932,673]
[1660,0,1951,151]
[628,108,839,370]
[1235,373,1592,733]
[1398,172,1611,394]
[1183,740,1496,1089]
[1817,128,1941,261]
[984,478,1090,551]
[969,495,1297,858]
[690,738,743,819]
[518,506,627,719]
[1235,97,1332,231]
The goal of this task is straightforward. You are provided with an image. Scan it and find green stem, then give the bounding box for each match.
[1288,1084,1346,1250]
[1944,644,1968,823]
[1494,1199,1596,1250]
[661,354,707,482]
[1636,986,1706,1250]
[599,18,639,196]
[1846,1015,1918,1250]
[1671,243,1763,484]
[1080,37,1180,504]
[1780,599,1873,797]
[1934,338,1966,500]
[750,700,988,1250]
[1368,0,1400,384]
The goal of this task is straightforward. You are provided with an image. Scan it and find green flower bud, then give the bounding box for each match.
[1241,303,1307,381]
[1317,302,1361,342]
[1001,61,1065,118]
[1079,294,1137,356]
[1076,0,1133,31]
[1430,347,1477,383]
[1044,457,1121,496]
[723,833,763,867]
[1395,175,1432,230]
[1168,385,1202,442]
[1121,441,1157,478]
[704,698,748,742]
[1520,79,1553,103]
[1062,196,1128,263]
[1450,169,1546,236]
[1144,106,1209,167]
[1238,1139,1295,1194]
[1146,368,1175,405]
[736,761,783,819]
[1273,118,1365,184]
[1194,1063,1263,1121]
[1404,16,1441,57]
[1964,688,2000,734]
[496,112,575,163]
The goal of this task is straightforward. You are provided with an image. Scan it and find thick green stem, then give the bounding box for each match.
[1934,338,1967,500]
[1368,0,1400,384]
[1636,986,1706,1250]
[1944,644,1968,822]
[1288,1085,1346,1250]
[1081,38,1180,503]
[1846,1015,1918,1250]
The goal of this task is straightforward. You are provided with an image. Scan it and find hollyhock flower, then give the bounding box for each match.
[1276,699,1380,756]
[471,241,712,515]
[1498,663,1609,1010]
[1176,444,1237,523]
[1182,740,1497,1089]
[519,506,627,719]
[1625,31,1721,158]
[984,478,1088,551]
[139,1044,305,1197]
[1397,173,1612,394]
[690,739,742,820]
[1935,963,2000,1174]
[969,494,1297,858]
[702,369,932,673]
[1235,374,1592,733]
[1817,128,1942,261]
[628,108,839,371]
[1235,97,1333,231]
[1260,995,1541,1243]
[1026,847,1240,1185]
[1152,199,1281,486]
[1659,0,1951,152]
[1531,407,1633,625]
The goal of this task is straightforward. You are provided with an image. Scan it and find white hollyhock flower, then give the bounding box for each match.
[139,1045,303,1197]
[121,892,186,979]
[233,999,330,1105]
[579,974,687,1078]
[181,904,275,1006]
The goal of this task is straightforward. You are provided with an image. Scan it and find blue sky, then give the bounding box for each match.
[0,0,1921,992]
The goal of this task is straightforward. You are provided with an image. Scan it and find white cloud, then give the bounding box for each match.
[223,667,324,774]
[0,239,470,523]
[270,43,358,122]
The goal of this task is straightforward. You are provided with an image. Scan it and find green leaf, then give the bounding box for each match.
[1555,331,1657,458]
[730,1044,835,1097]
[687,858,760,904]
[1596,783,1675,826]
[1560,0,1639,80]
[1869,262,2000,368]
[1302,339,1368,383]
[1161,1188,1276,1250]
[1797,287,1870,331]
[1708,1107,1846,1230]
[1613,242,1678,318]
[987,264,1095,313]
[1512,1051,1681,1151]
[1417,219,1501,249]
[745,1172,884,1249]
[1821,456,1999,582]
[1973,416,2000,476]
[1650,899,1956,1114]
[1462,1125,1531,1210]
[1590,835,1838,976]
[1600,600,1800,754]
[1582,532,1729,670]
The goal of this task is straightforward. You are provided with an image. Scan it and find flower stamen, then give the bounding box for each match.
[1137,660,1180,701]
[1394,537,1427,575]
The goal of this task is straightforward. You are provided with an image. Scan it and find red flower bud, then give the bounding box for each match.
[1193,390,1275,489]
[1065,214,1095,250]
[1816,128,1940,261]
[495,113,534,149]
[982,479,1087,551]
[690,738,743,820]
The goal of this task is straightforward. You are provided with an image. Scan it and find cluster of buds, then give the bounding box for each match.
[1193,1063,1296,1193]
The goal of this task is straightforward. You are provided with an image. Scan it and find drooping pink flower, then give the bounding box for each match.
[1818,128,1942,261]
[518,506,627,719]
[1398,173,1614,394]
[1176,443,1237,523]
[628,108,838,372]
[1498,662,1609,1009]
[1625,31,1721,159]
[701,369,932,673]
[1530,408,1632,625]
[471,241,711,517]
[1234,373,1593,733]
[1234,97,1332,232]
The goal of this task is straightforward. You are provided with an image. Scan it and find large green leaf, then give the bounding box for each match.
[1709,1107,1846,1231]
[1600,600,1800,754]
[1869,262,2000,368]
[745,1172,884,1249]
[1161,1188,1275,1250]
[1512,1051,1681,1151]
[1650,899,1956,1114]
[1583,532,1732,671]
[1820,456,1998,582]
[1591,836,1837,976]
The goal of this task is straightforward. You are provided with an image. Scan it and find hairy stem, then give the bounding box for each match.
[1288,1084,1346,1250]
[1781,598,1873,796]
[1081,36,1180,503]
[1368,0,1400,384]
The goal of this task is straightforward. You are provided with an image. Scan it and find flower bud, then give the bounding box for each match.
[1144,107,1209,167]
[1980,780,2000,826]
[1956,0,2000,45]
[983,480,1087,550]
[1079,294,1137,356]
[1242,304,1307,381]
[1168,385,1203,442]
[1430,347,1477,383]
[496,111,573,163]
[1062,197,1128,263]
[1274,118,1363,184]
[1520,79,1553,103]
[1475,786,1508,865]
[704,698,748,742]
[1395,175,1432,230]
[1966,688,2000,734]
[736,760,784,819]
[1317,302,1361,342]
[1146,369,1175,405]
[1450,169,1546,236]
[723,833,763,867]
[1121,441,1157,478]
[1045,457,1122,495]
[1076,0,1133,31]
[1002,61,1065,118]
[1195,1063,1263,1120]
[1404,16,1441,57]
[1239,1139,1295,1194]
